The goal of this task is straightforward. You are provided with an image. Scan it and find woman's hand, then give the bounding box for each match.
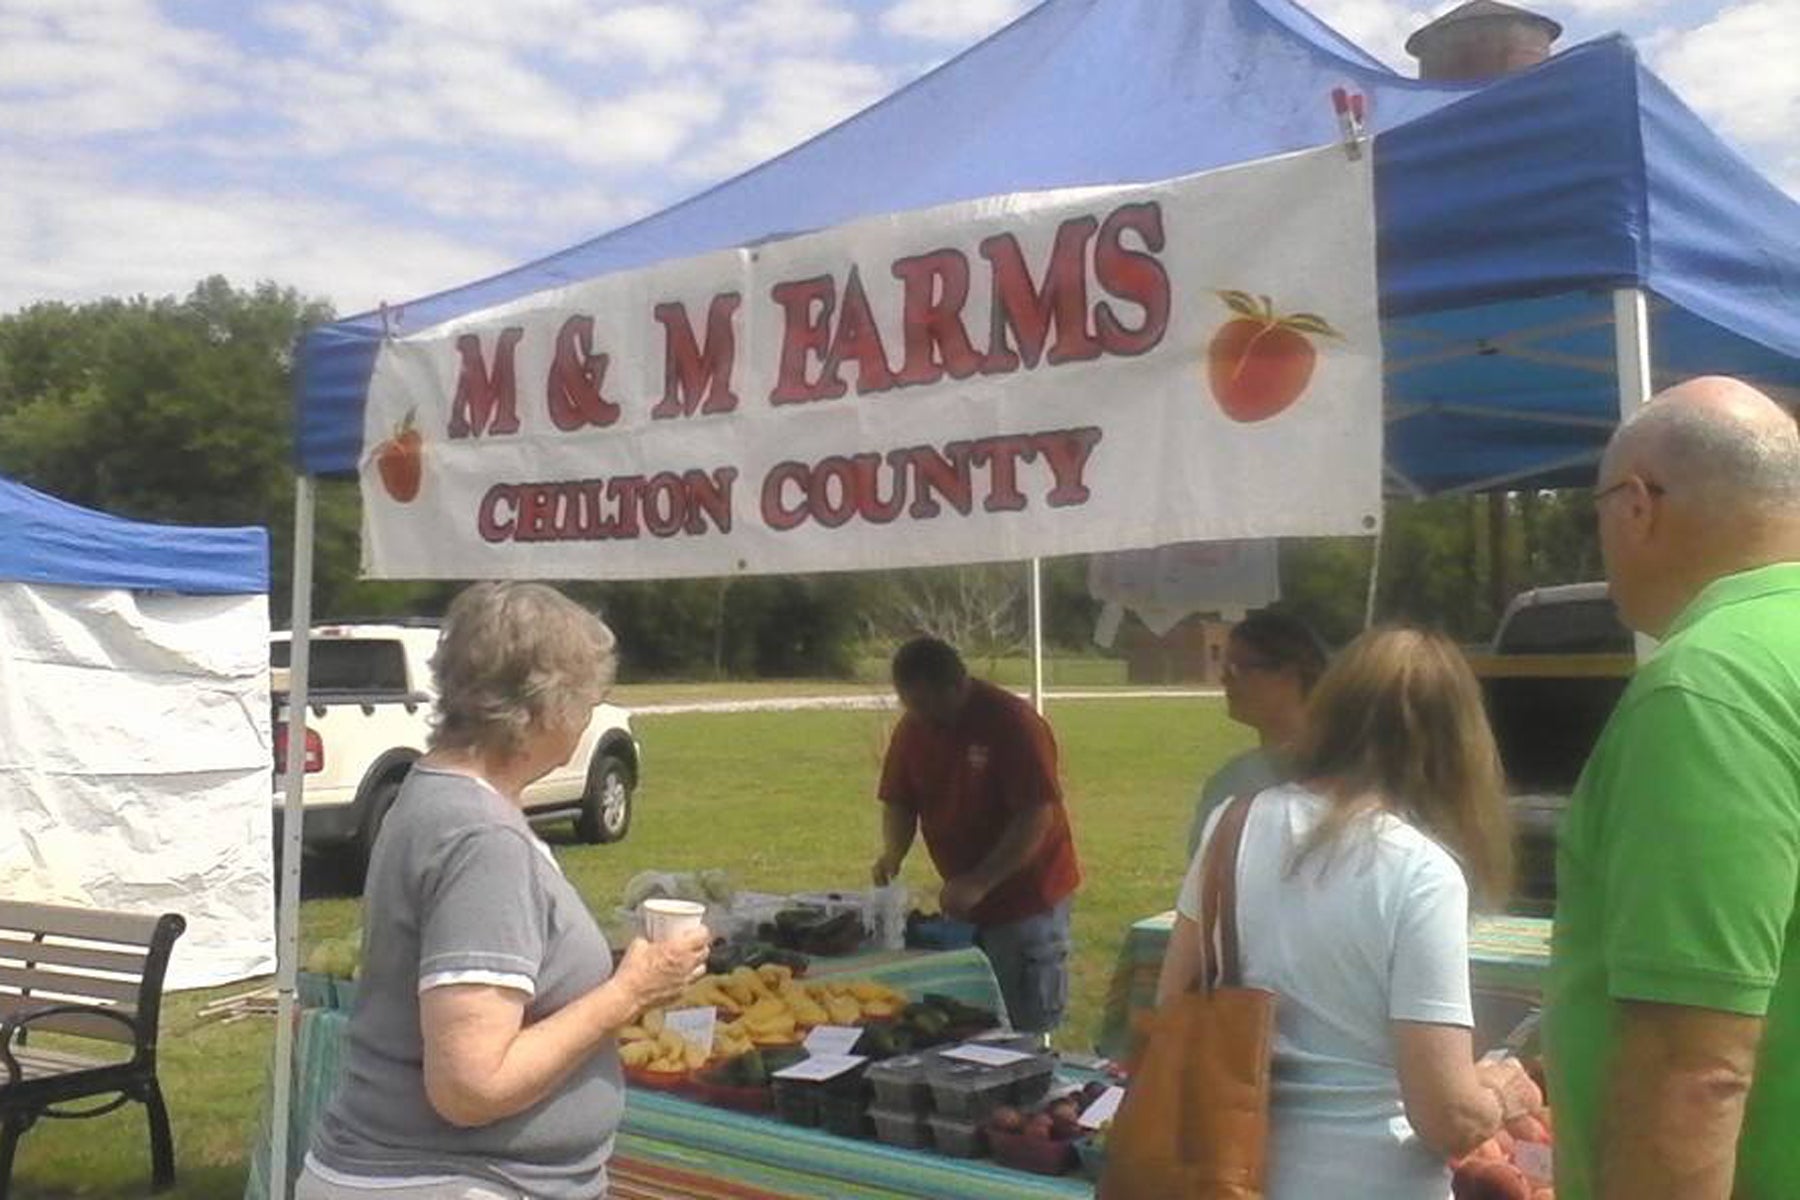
[614,929,711,1012]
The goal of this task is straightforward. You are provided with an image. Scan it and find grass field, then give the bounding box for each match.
[612,655,1139,707]
[11,695,1245,1198]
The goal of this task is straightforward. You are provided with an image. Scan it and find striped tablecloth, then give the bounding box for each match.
[616,1090,1090,1200]
[247,947,1093,1200]
[1094,911,1552,1061]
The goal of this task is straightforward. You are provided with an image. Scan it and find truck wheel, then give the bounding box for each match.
[355,776,403,882]
[576,753,632,845]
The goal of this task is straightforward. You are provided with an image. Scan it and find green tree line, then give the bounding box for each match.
[0,280,1604,677]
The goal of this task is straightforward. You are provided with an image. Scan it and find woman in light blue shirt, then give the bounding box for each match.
[1161,628,1542,1200]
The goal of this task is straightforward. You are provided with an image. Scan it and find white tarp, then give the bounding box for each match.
[0,582,274,989]
[359,146,1383,581]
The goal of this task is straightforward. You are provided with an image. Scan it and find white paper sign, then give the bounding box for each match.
[360,146,1382,581]
[943,1044,1034,1068]
[663,1007,716,1057]
[803,1026,865,1057]
[1088,538,1281,637]
[772,1053,868,1082]
[1079,1086,1126,1129]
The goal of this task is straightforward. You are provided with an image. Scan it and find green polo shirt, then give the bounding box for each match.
[1547,563,1800,1199]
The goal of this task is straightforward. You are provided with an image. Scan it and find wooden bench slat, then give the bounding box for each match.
[12,1046,113,1081]
[0,937,148,978]
[0,993,139,1046]
[0,964,145,1006]
[0,902,164,947]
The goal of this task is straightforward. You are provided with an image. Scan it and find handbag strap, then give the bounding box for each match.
[1198,793,1257,991]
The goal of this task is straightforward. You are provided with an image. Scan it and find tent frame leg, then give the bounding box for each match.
[1027,559,1045,714]
[269,475,317,1199]
[1613,287,1652,418]
[1613,286,1656,663]
[1364,529,1383,631]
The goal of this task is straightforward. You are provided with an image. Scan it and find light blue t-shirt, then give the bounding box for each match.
[1180,785,1473,1200]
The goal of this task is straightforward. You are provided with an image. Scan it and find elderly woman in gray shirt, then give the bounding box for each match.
[301,583,709,1200]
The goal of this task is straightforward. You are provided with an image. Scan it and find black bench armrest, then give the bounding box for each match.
[0,1003,141,1087]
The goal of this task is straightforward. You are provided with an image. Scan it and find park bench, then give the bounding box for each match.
[0,901,186,1199]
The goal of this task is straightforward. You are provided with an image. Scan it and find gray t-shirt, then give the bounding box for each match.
[1187,747,1287,862]
[310,768,621,1199]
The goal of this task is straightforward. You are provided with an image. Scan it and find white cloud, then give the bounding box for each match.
[716,0,860,54]
[369,0,594,49]
[0,0,240,136]
[685,57,891,179]
[260,2,368,54]
[353,156,653,234]
[1556,0,1678,14]
[574,5,710,70]
[1304,0,1434,66]
[879,0,1029,44]
[260,24,725,168]
[577,85,728,166]
[0,151,511,315]
[1654,1,1800,151]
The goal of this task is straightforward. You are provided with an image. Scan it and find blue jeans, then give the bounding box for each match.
[976,900,1072,1035]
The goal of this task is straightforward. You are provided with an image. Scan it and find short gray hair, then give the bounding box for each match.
[1613,386,1800,515]
[430,582,617,759]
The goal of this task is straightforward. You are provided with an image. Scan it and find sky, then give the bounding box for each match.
[1,0,1795,318]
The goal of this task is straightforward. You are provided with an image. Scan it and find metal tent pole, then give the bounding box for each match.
[1364,528,1383,631]
[1613,287,1653,417]
[269,474,317,1198]
[1028,559,1045,713]
[1613,287,1656,662]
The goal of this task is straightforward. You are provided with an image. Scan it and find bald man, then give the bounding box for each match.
[1547,377,1800,1200]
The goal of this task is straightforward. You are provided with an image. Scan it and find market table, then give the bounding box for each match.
[246,946,1096,1200]
[1094,911,1552,1061]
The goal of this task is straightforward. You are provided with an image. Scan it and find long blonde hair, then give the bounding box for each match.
[1289,626,1512,910]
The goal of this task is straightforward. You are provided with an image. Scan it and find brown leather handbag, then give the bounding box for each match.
[1099,794,1275,1199]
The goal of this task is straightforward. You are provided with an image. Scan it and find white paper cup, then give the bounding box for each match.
[642,898,707,942]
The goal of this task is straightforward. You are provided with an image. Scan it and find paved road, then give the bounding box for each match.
[635,688,1221,716]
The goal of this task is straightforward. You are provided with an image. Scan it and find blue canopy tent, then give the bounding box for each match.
[291,3,1800,493]
[0,473,268,594]
[269,0,1800,1183]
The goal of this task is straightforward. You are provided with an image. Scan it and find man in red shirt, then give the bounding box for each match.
[874,638,1082,1034]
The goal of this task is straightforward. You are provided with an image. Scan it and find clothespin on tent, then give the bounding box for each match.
[1331,88,1368,161]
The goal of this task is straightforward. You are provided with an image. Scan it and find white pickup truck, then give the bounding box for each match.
[271,621,640,877]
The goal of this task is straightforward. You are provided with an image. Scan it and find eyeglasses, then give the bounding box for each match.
[1222,657,1280,681]
[1593,477,1666,511]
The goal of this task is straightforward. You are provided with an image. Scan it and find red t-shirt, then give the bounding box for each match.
[877,680,1081,927]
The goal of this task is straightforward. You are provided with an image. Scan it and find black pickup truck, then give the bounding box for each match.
[1466,583,1638,916]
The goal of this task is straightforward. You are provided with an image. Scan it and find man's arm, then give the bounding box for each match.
[941,805,1053,918]
[1579,688,1797,1196]
[1600,1001,1764,1200]
[874,801,918,886]
[873,721,919,886]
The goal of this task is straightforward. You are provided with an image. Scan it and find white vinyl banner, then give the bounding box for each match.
[361,146,1381,580]
[0,583,274,990]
